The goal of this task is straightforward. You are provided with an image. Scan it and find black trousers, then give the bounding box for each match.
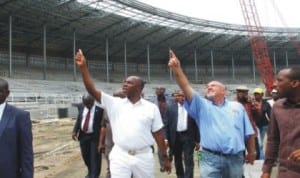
[80,135,102,178]
[172,132,195,178]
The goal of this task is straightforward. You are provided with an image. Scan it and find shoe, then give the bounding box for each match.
[106,172,111,178]
[160,167,165,172]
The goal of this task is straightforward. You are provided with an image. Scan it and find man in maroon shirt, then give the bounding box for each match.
[261,67,300,178]
[235,86,260,159]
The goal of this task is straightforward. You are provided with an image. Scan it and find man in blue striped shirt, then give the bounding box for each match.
[168,50,256,178]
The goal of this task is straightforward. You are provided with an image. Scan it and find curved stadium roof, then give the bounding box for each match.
[0,0,299,66]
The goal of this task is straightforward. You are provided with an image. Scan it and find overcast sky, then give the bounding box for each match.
[137,0,299,28]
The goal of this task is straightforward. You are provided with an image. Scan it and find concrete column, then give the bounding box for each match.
[285,51,289,67]
[147,44,150,82]
[124,42,127,78]
[273,51,277,74]
[231,54,235,81]
[43,24,47,80]
[9,16,12,77]
[210,49,214,78]
[105,37,109,82]
[194,48,198,83]
[73,30,76,81]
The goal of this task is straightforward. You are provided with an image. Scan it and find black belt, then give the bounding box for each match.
[176,130,188,135]
[202,147,233,156]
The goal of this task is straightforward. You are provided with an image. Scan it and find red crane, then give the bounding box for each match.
[239,0,275,96]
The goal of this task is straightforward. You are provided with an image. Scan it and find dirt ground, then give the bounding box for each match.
[33,118,277,178]
[33,118,189,178]
[33,118,87,178]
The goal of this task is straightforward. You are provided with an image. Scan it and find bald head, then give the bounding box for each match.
[209,81,226,90]
[205,81,226,104]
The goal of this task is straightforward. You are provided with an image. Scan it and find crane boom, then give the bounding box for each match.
[239,0,274,95]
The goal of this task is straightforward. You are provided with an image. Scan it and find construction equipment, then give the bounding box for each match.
[239,0,275,96]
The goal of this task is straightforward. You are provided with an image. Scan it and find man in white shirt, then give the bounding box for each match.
[75,49,171,178]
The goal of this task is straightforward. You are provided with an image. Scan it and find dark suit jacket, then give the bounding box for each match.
[0,103,33,178]
[165,102,200,148]
[73,104,103,141]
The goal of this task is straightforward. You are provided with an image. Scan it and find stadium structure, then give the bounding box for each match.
[1,0,300,82]
[0,0,299,119]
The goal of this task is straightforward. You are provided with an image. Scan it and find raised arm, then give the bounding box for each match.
[168,50,194,102]
[75,49,101,102]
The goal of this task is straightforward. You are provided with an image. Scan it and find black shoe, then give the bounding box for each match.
[160,167,165,172]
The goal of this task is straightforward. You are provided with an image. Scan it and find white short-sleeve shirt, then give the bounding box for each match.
[98,92,163,150]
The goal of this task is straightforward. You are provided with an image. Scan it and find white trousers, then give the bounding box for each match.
[109,145,154,178]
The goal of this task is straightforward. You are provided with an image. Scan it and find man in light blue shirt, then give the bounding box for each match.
[168,50,256,178]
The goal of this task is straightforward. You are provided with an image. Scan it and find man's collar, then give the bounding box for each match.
[283,98,300,108]
[126,97,143,105]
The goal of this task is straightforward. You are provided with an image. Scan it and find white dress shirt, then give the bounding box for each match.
[0,102,6,122]
[81,104,96,133]
[98,92,163,150]
[177,103,188,132]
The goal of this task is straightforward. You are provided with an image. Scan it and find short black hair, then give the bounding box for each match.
[157,95,166,102]
[82,93,94,102]
[137,77,146,90]
[0,78,9,90]
[288,67,300,80]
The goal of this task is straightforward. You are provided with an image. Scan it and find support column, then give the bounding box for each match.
[147,44,150,82]
[273,51,277,74]
[73,30,76,81]
[105,37,110,82]
[194,48,198,83]
[9,16,12,77]
[285,51,289,67]
[231,54,235,81]
[43,24,47,80]
[210,49,214,79]
[124,42,127,79]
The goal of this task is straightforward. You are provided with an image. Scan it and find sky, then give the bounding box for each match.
[137,0,300,28]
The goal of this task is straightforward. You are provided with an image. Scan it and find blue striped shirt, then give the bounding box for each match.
[184,92,254,154]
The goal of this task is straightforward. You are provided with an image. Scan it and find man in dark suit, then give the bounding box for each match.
[72,94,104,178]
[0,78,33,178]
[165,91,200,178]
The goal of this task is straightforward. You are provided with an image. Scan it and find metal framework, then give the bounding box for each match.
[0,0,299,82]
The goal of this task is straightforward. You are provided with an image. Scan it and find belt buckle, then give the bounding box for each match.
[128,150,136,155]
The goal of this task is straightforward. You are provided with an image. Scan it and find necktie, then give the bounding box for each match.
[83,109,91,133]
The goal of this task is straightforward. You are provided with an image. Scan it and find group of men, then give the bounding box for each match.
[151,87,200,178]
[168,50,300,178]
[0,48,299,178]
[235,85,274,160]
